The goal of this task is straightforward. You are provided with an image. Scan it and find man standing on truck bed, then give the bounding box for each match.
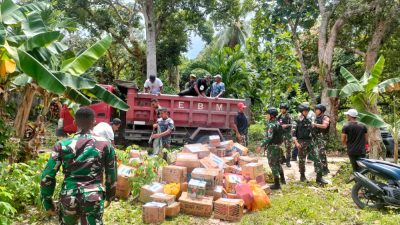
[93,118,121,147]
[178,75,211,97]
[151,108,175,155]
[210,74,225,99]
[40,107,117,225]
[184,74,197,90]
[150,98,166,118]
[144,75,163,94]
[233,102,249,146]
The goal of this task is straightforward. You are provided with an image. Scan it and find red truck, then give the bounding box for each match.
[57,81,249,144]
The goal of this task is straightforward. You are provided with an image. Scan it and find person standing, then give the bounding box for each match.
[144,75,163,94]
[293,104,327,184]
[184,74,197,90]
[277,103,292,167]
[40,108,117,225]
[150,98,165,118]
[233,102,249,146]
[209,74,225,99]
[257,108,285,189]
[312,104,331,175]
[151,108,175,155]
[93,118,122,147]
[341,109,368,172]
[178,75,211,97]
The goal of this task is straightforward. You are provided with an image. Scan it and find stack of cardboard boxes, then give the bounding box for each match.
[140,135,271,223]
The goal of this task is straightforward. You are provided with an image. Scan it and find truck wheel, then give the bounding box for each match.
[194,135,210,144]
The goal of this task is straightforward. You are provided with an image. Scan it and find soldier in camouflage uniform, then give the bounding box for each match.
[40,108,117,225]
[312,104,331,176]
[259,107,285,190]
[293,104,327,184]
[277,103,292,167]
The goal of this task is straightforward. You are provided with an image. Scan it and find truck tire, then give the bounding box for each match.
[194,135,210,144]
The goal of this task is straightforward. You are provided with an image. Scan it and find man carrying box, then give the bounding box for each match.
[151,108,174,155]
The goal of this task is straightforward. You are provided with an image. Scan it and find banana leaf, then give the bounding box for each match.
[24,31,61,51]
[1,0,25,24]
[83,84,129,111]
[358,111,388,128]
[17,49,65,94]
[340,66,360,84]
[340,83,364,98]
[53,72,96,90]
[364,56,385,92]
[0,23,5,45]
[12,74,32,86]
[22,12,47,37]
[20,2,50,14]
[61,35,112,76]
[64,87,91,106]
[377,77,400,93]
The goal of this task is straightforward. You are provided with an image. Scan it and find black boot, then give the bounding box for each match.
[300,172,307,182]
[286,158,291,167]
[280,156,286,164]
[316,173,328,185]
[270,176,281,190]
[279,171,286,185]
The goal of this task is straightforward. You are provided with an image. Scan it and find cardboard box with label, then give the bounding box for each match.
[183,144,210,159]
[175,153,200,173]
[162,165,187,184]
[191,168,222,190]
[231,143,249,156]
[200,153,226,170]
[239,156,258,167]
[215,147,227,157]
[214,198,244,221]
[188,179,206,199]
[242,163,264,180]
[116,165,135,199]
[166,202,180,217]
[224,173,245,193]
[150,193,176,206]
[179,192,214,217]
[218,140,234,150]
[223,157,235,166]
[139,182,164,203]
[214,185,223,201]
[142,202,166,224]
[225,165,242,175]
[209,135,221,147]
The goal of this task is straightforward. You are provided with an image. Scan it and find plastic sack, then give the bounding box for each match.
[248,180,271,210]
[234,183,254,209]
[164,183,180,196]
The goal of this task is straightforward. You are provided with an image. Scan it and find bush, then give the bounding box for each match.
[248,122,265,144]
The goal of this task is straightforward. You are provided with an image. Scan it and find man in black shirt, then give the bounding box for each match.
[233,102,249,146]
[341,109,368,172]
[178,75,211,97]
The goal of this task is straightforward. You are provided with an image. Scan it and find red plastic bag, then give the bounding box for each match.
[234,183,254,209]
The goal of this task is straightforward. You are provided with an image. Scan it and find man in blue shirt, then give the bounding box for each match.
[151,108,174,152]
[210,74,225,99]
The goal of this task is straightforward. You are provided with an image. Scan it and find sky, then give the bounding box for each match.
[185,33,206,60]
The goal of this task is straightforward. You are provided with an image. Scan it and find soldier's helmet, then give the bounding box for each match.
[315,104,326,113]
[298,104,310,112]
[266,107,279,117]
[279,103,289,110]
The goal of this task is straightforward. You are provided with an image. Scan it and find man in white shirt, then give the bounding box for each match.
[144,75,163,94]
[93,118,121,146]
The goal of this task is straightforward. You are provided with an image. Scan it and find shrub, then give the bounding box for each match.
[248,122,265,144]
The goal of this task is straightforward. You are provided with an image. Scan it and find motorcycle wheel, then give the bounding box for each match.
[351,182,384,209]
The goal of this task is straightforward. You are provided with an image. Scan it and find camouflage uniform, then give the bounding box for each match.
[293,117,323,175]
[40,133,117,225]
[262,120,283,177]
[277,113,292,161]
[314,115,330,175]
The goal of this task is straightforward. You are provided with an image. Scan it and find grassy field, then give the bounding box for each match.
[18,162,400,225]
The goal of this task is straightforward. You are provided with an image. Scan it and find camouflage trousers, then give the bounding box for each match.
[59,191,104,225]
[314,137,329,175]
[298,140,323,174]
[281,134,293,160]
[267,144,283,177]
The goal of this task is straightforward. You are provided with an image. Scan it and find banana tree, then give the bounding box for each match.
[0,0,128,138]
[328,56,400,160]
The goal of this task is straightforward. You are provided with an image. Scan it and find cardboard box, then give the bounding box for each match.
[261,184,271,195]
[214,198,244,221]
[242,163,264,180]
[142,202,166,224]
[219,140,234,150]
[116,165,135,199]
[175,153,200,173]
[224,174,245,193]
[183,144,210,159]
[226,192,238,199]
[191,168,222,191]
[151,193,176,206]
[209,135,221,147]
[181,182,188,192]
[239,156,258,167]
[166,202,180,217]
[162,165,187,184]
[225,165,242,175]
[129,150,148,158]
[179,192,213,217]
[215,147,227,157]
[214,185,223,201]
[188,179,206,199]
[232,143,249,156]
[139,182,164,203]
[223,157,235,166]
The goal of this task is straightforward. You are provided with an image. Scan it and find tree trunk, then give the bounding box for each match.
[15,84,37,138]
[168,66,180,91]
[142,0,157,78]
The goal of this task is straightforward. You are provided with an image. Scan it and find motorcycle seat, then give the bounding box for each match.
[361,159,400,180]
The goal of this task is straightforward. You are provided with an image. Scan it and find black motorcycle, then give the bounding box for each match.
[350,158,400,209]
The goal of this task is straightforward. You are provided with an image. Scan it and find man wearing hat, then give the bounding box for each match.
[144,75,163,94]
[341,109,368,172]
[184,74,197,90]
[93,118,122,147]
[233,102,249,146]
[210,74,225,99]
